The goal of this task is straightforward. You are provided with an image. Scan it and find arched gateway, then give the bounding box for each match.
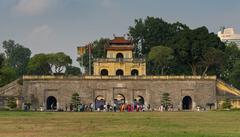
[182,96,192,110]
[134,96,144,105]
[46,96,57,110]
[114,94,125,106]
[95,96,105,110]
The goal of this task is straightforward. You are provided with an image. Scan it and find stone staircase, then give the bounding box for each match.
[216,79,240,96]
[0,79,21,96]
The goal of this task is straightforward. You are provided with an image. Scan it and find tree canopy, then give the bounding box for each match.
[2,40,31,76]
[65,66,81,75]
[148,46,174,75]
[167,26,225,75]
[48,52,72,74]
[129,16,189,57]
[27,53,51,75]
[0,53,4,69]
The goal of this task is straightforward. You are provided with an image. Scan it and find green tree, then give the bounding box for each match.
[229,60,240,89]
[220,42,240,81]
[27,53,51,75]
[2,40,31,76]
[168,26,225,75]
[48,52,72,74]
[7,96,17,109]
[71,93,80,110]
[65,66,81,75]
[161,93,171,111]
[0,66,17,87]
[222,98,232,109]
[201,47,225,76]
[0,53,4,69]
[148,46,174,75]
[129,16,189,57]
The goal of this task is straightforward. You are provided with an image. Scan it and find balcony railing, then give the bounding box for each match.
[94,58,145,63]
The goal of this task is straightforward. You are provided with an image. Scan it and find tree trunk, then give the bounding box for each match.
[190,64,197,76]
[202,66,209,76]
[161,67,164,75]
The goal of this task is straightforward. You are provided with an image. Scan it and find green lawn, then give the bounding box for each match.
[0,111,240,137]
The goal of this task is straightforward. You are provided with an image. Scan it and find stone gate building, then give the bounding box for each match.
[1,36,240,111]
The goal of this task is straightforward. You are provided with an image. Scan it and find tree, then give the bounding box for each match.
[71,93,80,110]
[229,60,240,89]
[168,26,225,75]
[0,66,17,87]
[129,16,189,57]
[201,47,225,76]
[65,66,81,75]
[161,93,171,111]
[48,52,72,74]
[148,46,174,75]
[0,53,4,69]
[7,96,17,109]
[222,98,232,109]
[220,42,240,81]
[27,53,51,75]
[2,40,31,76]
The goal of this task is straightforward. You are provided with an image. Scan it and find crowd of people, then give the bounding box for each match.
[62,103,151,112]
[25,102,180,112]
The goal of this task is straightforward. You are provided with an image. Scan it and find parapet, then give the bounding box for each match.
[23,75,217,81]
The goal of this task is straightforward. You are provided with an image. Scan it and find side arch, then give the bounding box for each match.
[131,69,139,76]
[182,96,192,110]
[116,69,124,76]
[100,69,108,76]
[46,96,57,110]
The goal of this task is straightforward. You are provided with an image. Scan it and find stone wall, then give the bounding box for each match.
[22,76,217,110]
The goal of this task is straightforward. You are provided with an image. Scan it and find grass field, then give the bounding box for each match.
[0,111,240,137]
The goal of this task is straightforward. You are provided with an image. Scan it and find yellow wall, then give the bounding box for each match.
[107,50,133,59]
[218,99,240,109]
[94,47,146,76]
[93,62,146,76]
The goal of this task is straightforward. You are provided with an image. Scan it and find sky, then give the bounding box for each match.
[0,0,240,66]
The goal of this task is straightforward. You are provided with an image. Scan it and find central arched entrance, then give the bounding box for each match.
[116,53,124,59]
[182,96,192,110]
[116,69,124,76]
[100,69,108,76]
[131,69,139,76]
[114,94,125,106]
[95,96,105,110]
[135,96,144,105]
[46,96,57,110]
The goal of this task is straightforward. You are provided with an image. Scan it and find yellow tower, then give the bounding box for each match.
[93,36,146,76]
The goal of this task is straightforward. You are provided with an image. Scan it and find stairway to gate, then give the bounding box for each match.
[0,79,22,96]
[216,79,240,96]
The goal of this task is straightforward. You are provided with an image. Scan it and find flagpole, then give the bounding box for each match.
[88,43,91,76]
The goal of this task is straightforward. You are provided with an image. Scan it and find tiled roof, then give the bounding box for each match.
[110,37,132,44]
[106,46,133,51]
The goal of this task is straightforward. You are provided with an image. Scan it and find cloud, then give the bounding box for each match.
[13,0,55,15]
[27,25,54,48]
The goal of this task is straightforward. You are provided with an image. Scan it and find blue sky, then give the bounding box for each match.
[0,0,240,66]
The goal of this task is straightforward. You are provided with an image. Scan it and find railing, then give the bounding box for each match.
[23,75,217,81]
[94,58,145,63]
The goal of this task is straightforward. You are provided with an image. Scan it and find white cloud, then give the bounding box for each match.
[13,0,55,15]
